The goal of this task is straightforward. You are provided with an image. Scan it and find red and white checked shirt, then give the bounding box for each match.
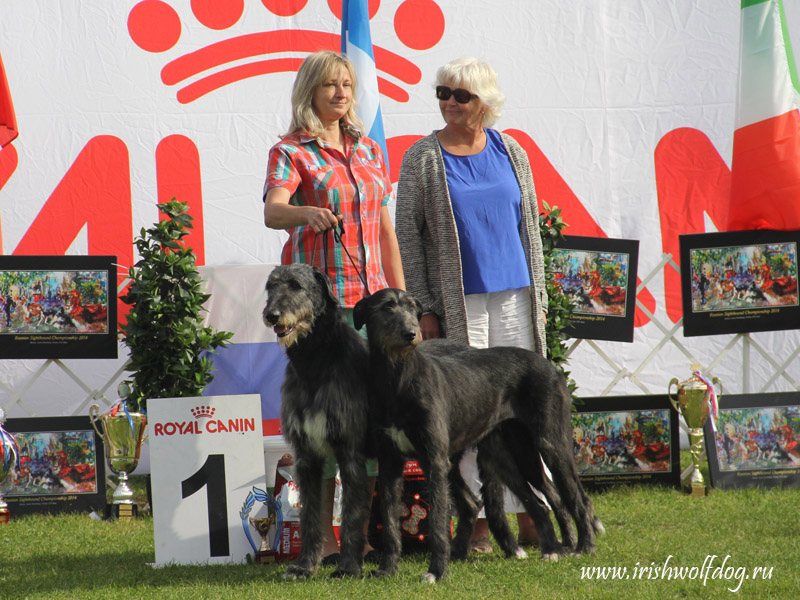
[264,127,391,307]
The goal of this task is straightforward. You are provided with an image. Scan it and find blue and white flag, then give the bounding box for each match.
[341,0,389,172]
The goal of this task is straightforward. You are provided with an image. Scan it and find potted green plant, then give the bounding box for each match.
[539,201,579,402]
[119,198,232,410]
[90,198,232,518]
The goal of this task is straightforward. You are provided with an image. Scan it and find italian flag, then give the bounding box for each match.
[728,0,800,231]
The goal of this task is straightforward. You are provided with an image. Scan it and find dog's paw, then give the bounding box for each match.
[593,517,606,536]
[283,565,313,580]
[420,572,439,584]
[514,547,528,559]
[369,568,397,579]
[330,568,361,579]
[541,552,560,562]
[574,544,596,557]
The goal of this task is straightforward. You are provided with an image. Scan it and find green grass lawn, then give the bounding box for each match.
[2,472,799,599]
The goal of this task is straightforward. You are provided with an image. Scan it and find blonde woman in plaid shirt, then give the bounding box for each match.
[263,50,404,565]
[264,51,404,302]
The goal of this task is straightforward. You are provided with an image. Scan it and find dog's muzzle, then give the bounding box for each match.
[263,310,295,338]
[404,329,421,347]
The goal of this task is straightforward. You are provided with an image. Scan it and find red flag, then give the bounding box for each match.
[0,51,18,149]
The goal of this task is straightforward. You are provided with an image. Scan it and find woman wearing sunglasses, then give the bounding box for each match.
[395,57,548,554]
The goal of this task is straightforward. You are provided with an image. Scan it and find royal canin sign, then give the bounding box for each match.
[153,405,257,436]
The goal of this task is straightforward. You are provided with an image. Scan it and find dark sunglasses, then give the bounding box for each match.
[436,85,478,104]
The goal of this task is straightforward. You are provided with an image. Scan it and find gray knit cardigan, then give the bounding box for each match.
[395,131,548,356]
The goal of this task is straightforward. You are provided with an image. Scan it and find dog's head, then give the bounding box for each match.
[263,264,338,347]
[353,288,423,363]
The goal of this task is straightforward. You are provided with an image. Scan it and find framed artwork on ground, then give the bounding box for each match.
[572,395,681,490]
[0,416,106,515]
[704,392,800,490]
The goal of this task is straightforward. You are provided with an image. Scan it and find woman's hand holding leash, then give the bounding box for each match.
[307,207,341,234]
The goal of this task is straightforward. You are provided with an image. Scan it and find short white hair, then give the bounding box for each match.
[435,57,505,127]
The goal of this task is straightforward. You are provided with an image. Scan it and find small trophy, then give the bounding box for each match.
[0,408,20,524]
[90,383,147,520]
[241,486,283,564]
[249,516,279,563]
[668,366,722,496]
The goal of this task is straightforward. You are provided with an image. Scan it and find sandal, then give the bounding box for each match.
[469,536,493,554]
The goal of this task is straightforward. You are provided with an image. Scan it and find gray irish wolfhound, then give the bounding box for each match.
[263,264,372,579]
[354,288,601,583]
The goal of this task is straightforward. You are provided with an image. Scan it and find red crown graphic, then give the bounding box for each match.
[191,405,215,419]
[126,0,445,104]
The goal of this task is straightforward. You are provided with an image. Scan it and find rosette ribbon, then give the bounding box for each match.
[0,423,20,473]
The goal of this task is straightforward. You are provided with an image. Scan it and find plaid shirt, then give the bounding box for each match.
[265,128,391,307]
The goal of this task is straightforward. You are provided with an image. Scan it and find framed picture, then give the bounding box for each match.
[572,395,681,490]
[552,236,639,342]
[0,255,118,359]
[679,229,800,337]
[704,392,800,490]
[0,416,106,515]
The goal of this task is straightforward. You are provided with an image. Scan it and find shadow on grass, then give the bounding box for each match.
[2,544,294,597]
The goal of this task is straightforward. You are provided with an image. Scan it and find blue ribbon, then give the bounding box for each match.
[122,400,135,437]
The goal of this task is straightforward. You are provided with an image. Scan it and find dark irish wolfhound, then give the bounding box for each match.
[262,265,520,579]
[262,264,373,579]
[354,288,601,583]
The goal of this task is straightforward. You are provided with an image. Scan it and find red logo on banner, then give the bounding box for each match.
[126,0,444,105]
[655,128,733,324]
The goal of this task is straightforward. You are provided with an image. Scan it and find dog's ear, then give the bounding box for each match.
[410,295,424,322]
[353,296,369,330]
[312,267,339,307]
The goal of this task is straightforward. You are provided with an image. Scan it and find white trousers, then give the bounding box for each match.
[459,287,533,516]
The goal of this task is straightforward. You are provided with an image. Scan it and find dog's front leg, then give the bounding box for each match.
[330,452,369,579]
[371,452,405,579]
[284,454,325,579]
[420,451,451,583]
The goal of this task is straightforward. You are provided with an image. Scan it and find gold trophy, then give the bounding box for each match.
[0,408,19,524]
[90,383,147,520]
[249,516,279,563]
[668,366,722,497]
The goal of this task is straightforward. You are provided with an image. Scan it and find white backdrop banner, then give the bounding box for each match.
[1,0,800,417]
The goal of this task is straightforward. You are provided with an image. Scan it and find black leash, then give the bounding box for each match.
[309,214,371,295]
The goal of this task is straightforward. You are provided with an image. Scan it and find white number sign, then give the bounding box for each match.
[148,394,268,566]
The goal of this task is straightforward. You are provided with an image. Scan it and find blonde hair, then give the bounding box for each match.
[288,51,364,137]
[435,57,505,127]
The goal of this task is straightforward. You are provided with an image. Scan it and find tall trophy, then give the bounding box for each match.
[0,408,19,524]
[90,383,147,520]
[668,366,722,497]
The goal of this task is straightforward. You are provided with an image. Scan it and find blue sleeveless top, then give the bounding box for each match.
[441,128,530,295]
